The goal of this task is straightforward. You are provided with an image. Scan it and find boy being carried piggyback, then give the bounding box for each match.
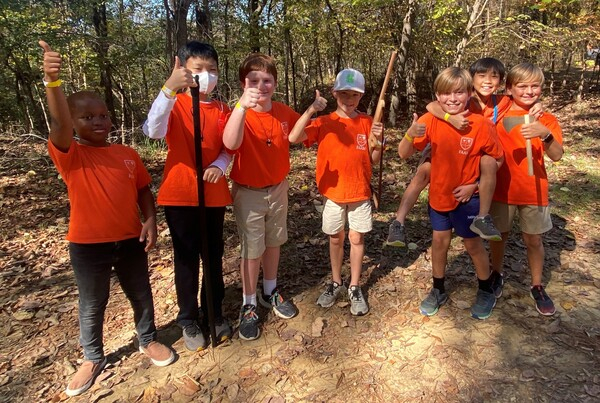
[398,67,504,320]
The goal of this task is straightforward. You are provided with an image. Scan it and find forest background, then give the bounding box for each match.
[1,0,599,141]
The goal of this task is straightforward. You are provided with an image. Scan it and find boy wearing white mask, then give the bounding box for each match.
[143,41,232,351]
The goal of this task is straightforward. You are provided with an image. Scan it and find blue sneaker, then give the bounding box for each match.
[471,289,496,320]
[259,288,298,319]
[420,288,448,316]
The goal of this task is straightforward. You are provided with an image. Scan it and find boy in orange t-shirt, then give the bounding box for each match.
[398,67,504,320]
[387,58,543,248]
[40,41,174,397]
[143,41,232,350]
[223,54,300,341]
[288,68,383,316]
[490,63,564,316]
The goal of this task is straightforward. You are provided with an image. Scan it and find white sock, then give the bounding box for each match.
[263,278,277,296]
[243,293,257,307]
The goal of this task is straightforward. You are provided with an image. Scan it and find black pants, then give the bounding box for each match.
[69,238,156,361]
[164,206,226,326]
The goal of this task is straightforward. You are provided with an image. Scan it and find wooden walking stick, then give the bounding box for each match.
[190,77,218,347]
[524,114,534,176]
[372,50,397,210]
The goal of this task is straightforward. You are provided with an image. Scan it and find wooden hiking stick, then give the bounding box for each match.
[524,114,534,176]
[373,50,397,210]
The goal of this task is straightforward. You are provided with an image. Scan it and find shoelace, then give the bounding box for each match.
[243,307,258,321]
[532,285,547,301]
[349,288,362,301]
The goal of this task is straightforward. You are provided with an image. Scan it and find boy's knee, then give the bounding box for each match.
[348,230,364,246]
[463,237,485,254]
[522,233,543,249]
[414,163,431,184]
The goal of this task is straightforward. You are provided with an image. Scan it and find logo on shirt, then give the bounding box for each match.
[357,133,367,150]
[124,160,136,179]
[459,137,474,155]
[281,121,289,139]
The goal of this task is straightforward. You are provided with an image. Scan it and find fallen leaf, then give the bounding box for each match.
[12,310,35,321]
[311,317,325,337]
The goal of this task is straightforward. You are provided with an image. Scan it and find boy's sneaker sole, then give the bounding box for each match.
[469,215,502,241]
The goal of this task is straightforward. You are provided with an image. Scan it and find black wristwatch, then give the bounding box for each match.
[541,132,554,144]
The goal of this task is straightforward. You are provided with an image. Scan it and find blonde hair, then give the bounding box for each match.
[433,67,472,94]
[506,62,544,88]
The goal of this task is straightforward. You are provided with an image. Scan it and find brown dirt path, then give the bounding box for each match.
[0,97,598,402]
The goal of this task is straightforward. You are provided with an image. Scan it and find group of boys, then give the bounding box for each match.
[40,38,562,397]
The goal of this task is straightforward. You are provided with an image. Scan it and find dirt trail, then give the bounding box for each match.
[0,98,598,402]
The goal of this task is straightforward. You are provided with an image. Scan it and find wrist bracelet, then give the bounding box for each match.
[43,79,62,88]
[161,85,176,98]
[404,132,414,143]
[541,132,554,144]
[443,112,451,122]
[235,102,246,112]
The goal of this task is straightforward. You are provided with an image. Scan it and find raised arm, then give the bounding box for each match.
[426,101,469,130]
[398,113,426,159]
[288,90,327,144]
[144,56,196,139]
[39,40,72,152]
[223,78,260,150]
[521,120,563,162]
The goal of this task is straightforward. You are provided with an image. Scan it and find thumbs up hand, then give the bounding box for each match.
[407,113,426,138]
[39,40,61,82]
[238,77,260,110]
[164,56,195,93]
[309,90,327,114]
[448,110,470,131]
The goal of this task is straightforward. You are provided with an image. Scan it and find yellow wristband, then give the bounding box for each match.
[43,79,62,88]
[235,102,246,112]
[161,85,176,98]
[404,132,414,143]
[444,112,451,122]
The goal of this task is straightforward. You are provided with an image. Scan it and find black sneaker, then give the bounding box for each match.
[469,215,502,241]
[238,304,260,341]
[491,271,504,298]
[259,288,298,319]
[182,322,207,351]
[386,220,406,247]
[530,285,556,316]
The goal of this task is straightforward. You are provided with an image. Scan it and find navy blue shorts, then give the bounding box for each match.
[429,196,479,238]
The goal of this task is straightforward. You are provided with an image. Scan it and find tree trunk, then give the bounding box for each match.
[324,0,343,73]
[390,0,416,127]
[283,2,296,109]
[455,0,487,67]
[406,58,417,116]
[173,0,191,54]
[249,0,261,52]
[195,0,211,41]
[92,2,117,132]
[163,0,173,61]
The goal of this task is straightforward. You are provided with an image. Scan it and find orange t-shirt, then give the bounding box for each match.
[468,94,512,123]
[157,94,232,207]
[48,140,151,243]
[304,112,373,203]
[229,102,300,188]
[413,113,503,212]
[493,110,563,206]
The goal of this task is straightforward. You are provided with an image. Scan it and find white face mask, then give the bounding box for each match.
[192,71,218,94]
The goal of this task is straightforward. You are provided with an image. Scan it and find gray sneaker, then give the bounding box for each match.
[420,288,448,316]
[471,289,497,320]
[386,220,406,247]
[348,285,369,316]
[182,322,207,351]
[469,215,502,241]
[214,317,232,342]
[317,281,347,308]
[259,288,298,319]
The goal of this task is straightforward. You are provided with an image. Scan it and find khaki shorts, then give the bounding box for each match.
[232,180,288,259]
[490,201,552,235]
[322,198,372,235]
